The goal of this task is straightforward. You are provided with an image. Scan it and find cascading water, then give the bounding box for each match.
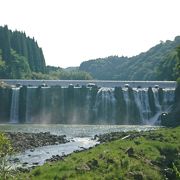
[122,89,130,124]
[10,87,20,123]
[163,88,175,110]
[25,87,36,123]
[6,85,175,125]
[120,87,175,124]
[94,88,116,124]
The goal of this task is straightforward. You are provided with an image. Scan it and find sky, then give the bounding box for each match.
[0,0,180,68]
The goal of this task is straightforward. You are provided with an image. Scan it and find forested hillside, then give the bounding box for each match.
[0,26,92,80]
[0,25,46,79]
[0,25,179,81]
[79,36,180,81]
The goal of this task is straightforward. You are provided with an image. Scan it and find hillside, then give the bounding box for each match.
[79,36,180,81]
[0,26,93,80]
[0,25,46,79]
[0,25,179,81]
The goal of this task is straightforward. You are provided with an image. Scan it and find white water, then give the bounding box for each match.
[122,88,175,124]
[10,88,20,123]
[94,88,116,124]
[9,86,175,125]
[1,124,158,168]
[12,137,98,167]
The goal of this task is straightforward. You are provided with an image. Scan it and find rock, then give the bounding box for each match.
[75,164,91,171]
[17,167,30,173]
[32,162,39,165]
[134,141,141,145]
[80,146,87,150]
[13,158,20,163]
[107,158,114,163]
[87,159,99,169]
[4,132,68,153]
[91,159,98,167]
[129,171,143,180]
[125,147,134,157]
[164,168,175,179]
[22,162,28,166]
[46,155,65,162]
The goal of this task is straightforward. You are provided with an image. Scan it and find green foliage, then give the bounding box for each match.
[0,133,13,179]
[156,51,178,80]
[80,36,180,80]
[0,26,92,80]
[175,46,180,80]
[18,127,180,179]
[46,66,93,80]
[7,49,32,79]
[0,25,46,79]
[173,163,180,179]
[31,69,93,80]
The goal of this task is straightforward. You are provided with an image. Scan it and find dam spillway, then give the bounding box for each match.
[1,80,176,88]
[0,81,176,125]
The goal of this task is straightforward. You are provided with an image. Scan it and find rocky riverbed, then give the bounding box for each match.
[3,132,69,152]
[94,131,142,143]
[94,128,163,143]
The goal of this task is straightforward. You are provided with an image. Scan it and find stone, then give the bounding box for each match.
[125,147,134,157]
[13,158,20,163]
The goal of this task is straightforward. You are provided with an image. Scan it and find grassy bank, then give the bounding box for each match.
[17,127,180,180]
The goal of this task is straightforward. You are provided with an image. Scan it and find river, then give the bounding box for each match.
[0,124,158,167]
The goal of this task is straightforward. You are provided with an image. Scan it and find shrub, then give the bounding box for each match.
[0,133,13,179]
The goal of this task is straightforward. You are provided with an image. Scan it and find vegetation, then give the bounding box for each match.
[0,25,93,80]
[1,25,180,81]
[80,37,180,81]
[175,46,180,82]
[0,133,14,179]
[0,25,46,76]
[45,66,93,80]
[18,127,180,180]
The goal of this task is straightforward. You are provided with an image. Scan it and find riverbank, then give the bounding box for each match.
[3,132,68,152]
[17,126,180,179]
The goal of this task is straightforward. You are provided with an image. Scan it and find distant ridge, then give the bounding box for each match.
[79,36,180,81]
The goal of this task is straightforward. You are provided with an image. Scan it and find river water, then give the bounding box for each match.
[0,124,158,167]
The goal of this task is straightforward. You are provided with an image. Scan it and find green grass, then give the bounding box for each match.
[17,127,180,180]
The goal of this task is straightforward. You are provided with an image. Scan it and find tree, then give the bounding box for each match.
[175,46,180,81]
[0,26,11,62]
[7,50,32,79]
[0,49,7,78]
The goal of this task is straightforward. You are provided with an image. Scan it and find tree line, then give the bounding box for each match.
[0,25,92,80]
[79,36,180,81]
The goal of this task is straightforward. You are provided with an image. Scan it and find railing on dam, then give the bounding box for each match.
[1,79,177,88]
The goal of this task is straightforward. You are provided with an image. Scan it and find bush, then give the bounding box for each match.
[0,133,13,179]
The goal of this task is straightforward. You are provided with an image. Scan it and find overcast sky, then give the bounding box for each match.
[0,0,180,68]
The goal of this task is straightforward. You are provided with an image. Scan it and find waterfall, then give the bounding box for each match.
[94,88,116,124]
[153,88,162,112]
[122,87,175,125]
[133,89,151,124]
[162,88,175,110]
[10,87,20,123]
[6,85,175,125]
[122,89,130,124]
[25,87,35,123]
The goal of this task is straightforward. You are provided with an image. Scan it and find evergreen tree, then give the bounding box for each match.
[175,46,180,79]
[0,26,11,62]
